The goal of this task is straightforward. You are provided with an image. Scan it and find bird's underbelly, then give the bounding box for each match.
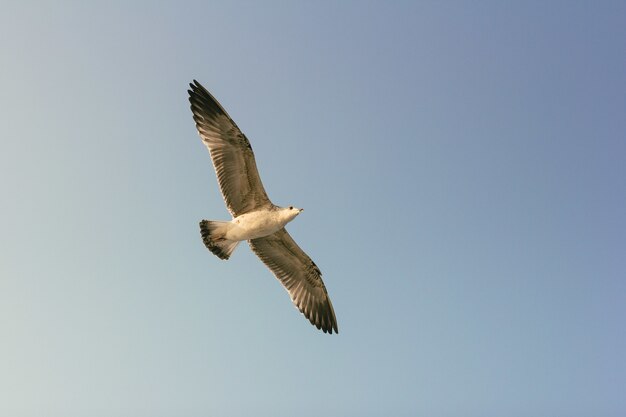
[225,210,284,241]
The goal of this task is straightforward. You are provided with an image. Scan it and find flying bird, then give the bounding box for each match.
[188,80,338,334]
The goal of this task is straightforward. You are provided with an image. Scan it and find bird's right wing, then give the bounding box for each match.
[249,228,338,334]
[188,80,272,216]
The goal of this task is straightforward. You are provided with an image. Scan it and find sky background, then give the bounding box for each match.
[1,1,625,416]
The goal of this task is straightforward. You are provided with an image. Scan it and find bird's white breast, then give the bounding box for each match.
[225,209,287,241]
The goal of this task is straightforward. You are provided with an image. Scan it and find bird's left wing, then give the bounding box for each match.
[249,228,338,334]
[188,80,272,216]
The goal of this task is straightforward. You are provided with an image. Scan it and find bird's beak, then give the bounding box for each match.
[299,208,304,213]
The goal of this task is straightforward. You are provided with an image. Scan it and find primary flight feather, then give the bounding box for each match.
[188,80,338,334]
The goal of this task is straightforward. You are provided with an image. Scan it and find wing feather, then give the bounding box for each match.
[188,80,272,216]
[249,229,338,334]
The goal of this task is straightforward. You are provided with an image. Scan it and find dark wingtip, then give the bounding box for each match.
[324,321,339,335]
[190,79,207,92]
[318,311,339,335]
[188,79,203,96]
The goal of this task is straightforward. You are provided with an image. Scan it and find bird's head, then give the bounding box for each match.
[281,205,303,222]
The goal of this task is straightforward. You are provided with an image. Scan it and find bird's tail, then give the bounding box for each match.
[199,220,240,260]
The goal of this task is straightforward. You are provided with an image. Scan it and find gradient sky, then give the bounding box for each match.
[1,1,625,416]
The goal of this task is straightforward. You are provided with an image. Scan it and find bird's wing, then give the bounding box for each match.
[188,80,272,216]
[249,228,338,334]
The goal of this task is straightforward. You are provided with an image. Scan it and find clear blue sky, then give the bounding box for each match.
[1,1,625,416]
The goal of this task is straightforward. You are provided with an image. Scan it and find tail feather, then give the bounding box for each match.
[199,220,240,260]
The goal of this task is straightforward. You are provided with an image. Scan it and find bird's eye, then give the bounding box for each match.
[289,206,293,210]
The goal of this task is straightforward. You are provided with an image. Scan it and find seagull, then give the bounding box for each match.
[188,80,338,334]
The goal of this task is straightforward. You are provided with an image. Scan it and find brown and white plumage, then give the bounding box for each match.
[189,81,271,216]
[188,80,338,334]
[250,229,337,333]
